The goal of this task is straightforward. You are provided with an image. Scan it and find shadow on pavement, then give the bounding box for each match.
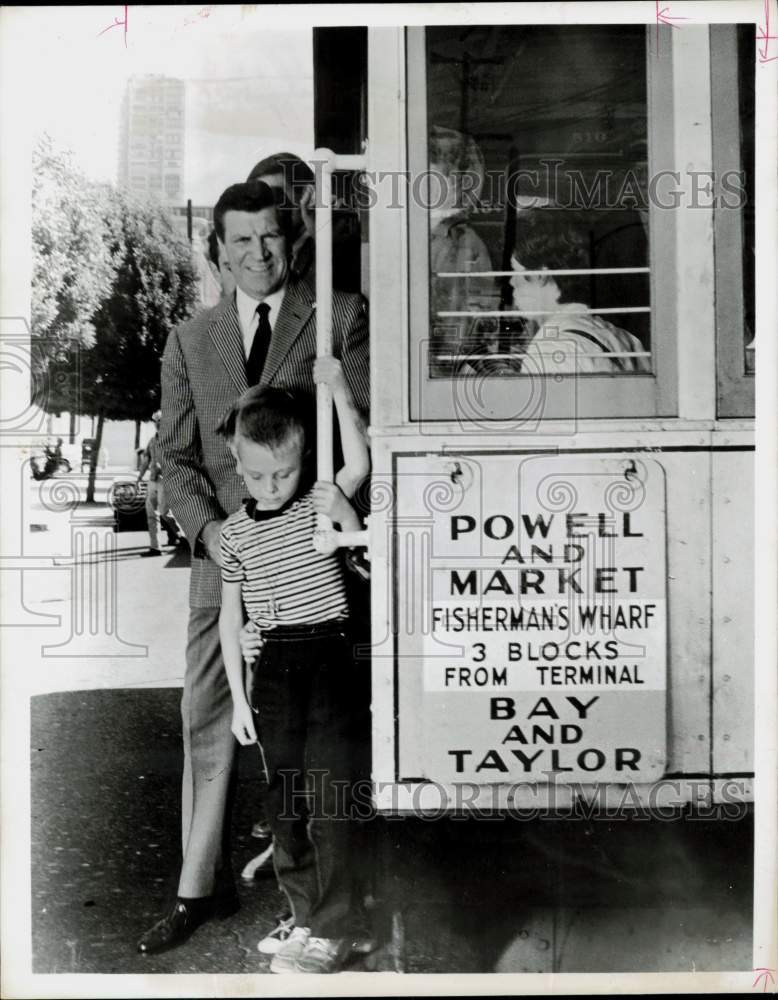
[52,543,191,567]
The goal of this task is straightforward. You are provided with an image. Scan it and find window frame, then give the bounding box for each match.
[406,25,679,423]
[711,23,755,419]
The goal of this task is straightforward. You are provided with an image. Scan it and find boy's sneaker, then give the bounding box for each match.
[257,914,295,955]
[350,932,376,955]
[294,936,349,974]
[269,926,310,974]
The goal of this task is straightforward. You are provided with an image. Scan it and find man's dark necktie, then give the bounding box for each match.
[246,302,272,386]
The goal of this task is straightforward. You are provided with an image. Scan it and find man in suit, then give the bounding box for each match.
[137,180,369,955]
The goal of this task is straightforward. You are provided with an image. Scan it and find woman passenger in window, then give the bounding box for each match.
[510,208,651,374]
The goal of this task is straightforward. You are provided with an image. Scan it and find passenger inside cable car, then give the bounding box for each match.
[508,206,652,374]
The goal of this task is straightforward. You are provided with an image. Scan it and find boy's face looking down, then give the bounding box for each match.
[232,431,304,510]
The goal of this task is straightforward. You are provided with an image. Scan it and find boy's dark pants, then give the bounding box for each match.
[250,621,368,939]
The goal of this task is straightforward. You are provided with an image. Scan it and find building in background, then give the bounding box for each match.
[118,76,185,205]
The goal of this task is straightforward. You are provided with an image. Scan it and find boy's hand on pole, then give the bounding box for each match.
[313,355,346,396]
[312,481,351,523]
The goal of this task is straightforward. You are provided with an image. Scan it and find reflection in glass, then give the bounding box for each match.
[428,125,499,375]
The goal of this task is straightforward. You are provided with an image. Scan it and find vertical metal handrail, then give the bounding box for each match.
[314,148,335,491]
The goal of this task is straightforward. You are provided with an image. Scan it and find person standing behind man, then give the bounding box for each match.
[247,152,362,293]
[137,411,179,556]
[136,180,369,955]
[247,153,316,284]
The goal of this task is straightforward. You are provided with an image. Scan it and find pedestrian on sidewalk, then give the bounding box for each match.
[137,412,179,556]
[218,361,369,975]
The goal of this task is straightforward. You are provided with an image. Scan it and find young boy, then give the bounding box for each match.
[217,357,369,975]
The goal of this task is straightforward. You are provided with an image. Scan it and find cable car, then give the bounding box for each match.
[308,14,773,973]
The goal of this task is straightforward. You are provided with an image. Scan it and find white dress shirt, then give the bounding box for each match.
[235,285,286,360]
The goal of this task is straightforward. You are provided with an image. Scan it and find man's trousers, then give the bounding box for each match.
[178,606,237,898]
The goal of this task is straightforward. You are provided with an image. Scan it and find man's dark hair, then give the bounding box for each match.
[206,228,220,268]
[213,181,295,243]
[513,208,593,304]
[246,152,315,205]
[217,386,314,454]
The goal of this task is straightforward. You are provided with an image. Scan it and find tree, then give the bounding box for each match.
[81,189,199,501]
[31,137,199,501]
[30,136,118,436]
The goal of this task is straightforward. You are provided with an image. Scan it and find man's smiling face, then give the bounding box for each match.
[221,206,289,299]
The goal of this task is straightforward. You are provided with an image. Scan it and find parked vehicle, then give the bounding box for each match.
[107,476,149,532]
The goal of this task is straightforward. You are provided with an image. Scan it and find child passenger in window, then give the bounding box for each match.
[510,207,651,374]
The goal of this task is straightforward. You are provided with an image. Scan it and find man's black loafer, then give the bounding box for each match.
[137,893,239,955]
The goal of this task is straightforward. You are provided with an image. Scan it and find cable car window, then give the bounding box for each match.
[407,25,679,422]
[424,25,651,379]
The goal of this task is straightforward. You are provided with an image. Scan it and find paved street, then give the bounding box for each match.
[29,688,754,977]
[18,495,755,979]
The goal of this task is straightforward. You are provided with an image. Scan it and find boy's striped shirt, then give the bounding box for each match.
[220,489,348,630]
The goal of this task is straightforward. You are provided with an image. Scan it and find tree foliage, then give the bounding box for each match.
[82,188,198,423]
[31,135,117,350]
[31,136,200,499]
[31,136,199,425]
[31,136,118,415]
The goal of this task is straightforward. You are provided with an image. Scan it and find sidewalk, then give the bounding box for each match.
[19,515,190,695]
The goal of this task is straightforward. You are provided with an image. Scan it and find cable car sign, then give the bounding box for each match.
[393,453,667,785]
